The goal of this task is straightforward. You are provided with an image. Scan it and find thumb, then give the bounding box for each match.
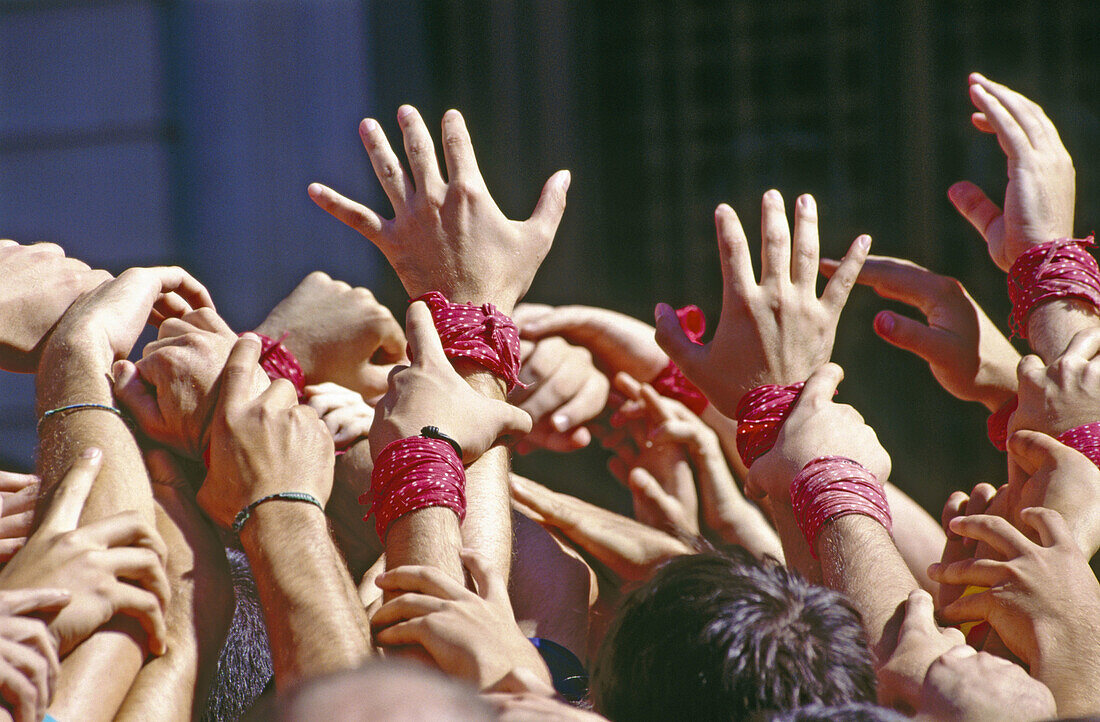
[404,301,447,367]
[794,363,845,413]
[494,400,533,440]
[528,170,571,235]
[948,181,1002,244]
[460,548,509,606]
[654,303,704,378]
[1006,429,1062,475]
[873,311,955,362]
[113,360,165,434]
[900,588,938,638]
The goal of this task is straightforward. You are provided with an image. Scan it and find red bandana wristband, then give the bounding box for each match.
[651,305,709,415]
[735,382,805,468]
[1057,423,1100,468]
[413,292,523,391]
[1008,236,1100,340]
[244,332,307,400]
[987,396,1018,452]
[790,456,892,559]
[363,436,467,540]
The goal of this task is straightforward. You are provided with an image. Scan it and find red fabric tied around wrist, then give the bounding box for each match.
[363,436,467,540]
[987,396,1018,452]
[244,332,307,400]
[1008,236,1100,340]
[735,383,805,468]
[413,292,523,391]
[790,456,892,559]
[651,305,709,415]
[1057,423,1100,469]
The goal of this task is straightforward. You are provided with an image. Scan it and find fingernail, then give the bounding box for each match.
[561,170,572,192]
[858,235,871,251]
[361,118,378,133]
[80,447,101,460]
[551,414,571,432]
[874,312,894,334]
[654,303,672,324]
[397,105,414,120]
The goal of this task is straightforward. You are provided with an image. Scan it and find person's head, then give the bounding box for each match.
[274,659,497,721]
[591,547,876,721]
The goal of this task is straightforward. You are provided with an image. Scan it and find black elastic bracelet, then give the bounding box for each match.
[232,491,324,533]
[420,426,463,459]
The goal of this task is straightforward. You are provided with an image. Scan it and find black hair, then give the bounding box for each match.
[590,547,876,721]
[753,702,908,721]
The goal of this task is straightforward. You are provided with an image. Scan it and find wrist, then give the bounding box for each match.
[252,318,317,380]
[40,328,114,372]
[238,495,327,549]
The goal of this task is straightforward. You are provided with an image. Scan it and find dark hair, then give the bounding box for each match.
[590,547,876,721]
[754,702,908,721]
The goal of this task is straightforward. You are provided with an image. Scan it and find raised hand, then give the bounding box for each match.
[114,307,240,460]
[369,302,531,462]
[1011,326,1100,437]
[309,107,570,313]
[254,272,406,401]
[510,474,692,581]
[749,363,892,501]
[0,450,170,657]
[510,337,610,453]
[304,382,375,450]
[948,73,1075,271]
[822,254,1019,410]
[370,551,552,690]
[655,192,870,417]
[0,241,111,372]
[919,645,1056,722]
[928,508,1100,715]
[0,589,69,722]
[513,303,670,382]
[47,266,214,365]
[198,335,335,529]
[0,474,37,564]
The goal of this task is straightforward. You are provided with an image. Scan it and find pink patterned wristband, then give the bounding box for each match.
[1008,236,1100,340]
[363,436,467,540]
[651,304,709,414]
[790,456,892,559]
[987,396,1018,452]
[735,383,805,468]
[1057,423,1100,469]
[413,291,524,391]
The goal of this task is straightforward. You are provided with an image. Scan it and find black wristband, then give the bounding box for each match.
[420,426,463,460]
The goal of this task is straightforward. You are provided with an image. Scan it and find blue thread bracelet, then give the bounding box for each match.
[232,491,324,533]
[37,403,128,433]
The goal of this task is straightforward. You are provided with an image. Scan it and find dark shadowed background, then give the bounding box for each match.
[2,0,1098,520]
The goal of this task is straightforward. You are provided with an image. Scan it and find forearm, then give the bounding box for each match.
[455,362,514,584]
[884,483,946,595]
[37,339,157,719]
[1027,299,1100,362]
[384,508,464,585]
[816,515,918,664]
[766,500,822,584]
[240,501,370,688]
[116,489,233,721]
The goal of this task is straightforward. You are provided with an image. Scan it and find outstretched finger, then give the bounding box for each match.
[759,190,792,285]
[969,83,1032,156]
[947,181,1003,245]
[529,170,571,238]
[307,183,385,241]
[715,203,756,292]
[396,105,444,195]
[820,235,871,312]
[439,109,484,185]
[654,304,705,380]
[970,74,1050,147]
[38,449,102,533]
[0,589,70,617]
[822,254,940,314]
[790,194,821,287]
[360,117,413,211]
